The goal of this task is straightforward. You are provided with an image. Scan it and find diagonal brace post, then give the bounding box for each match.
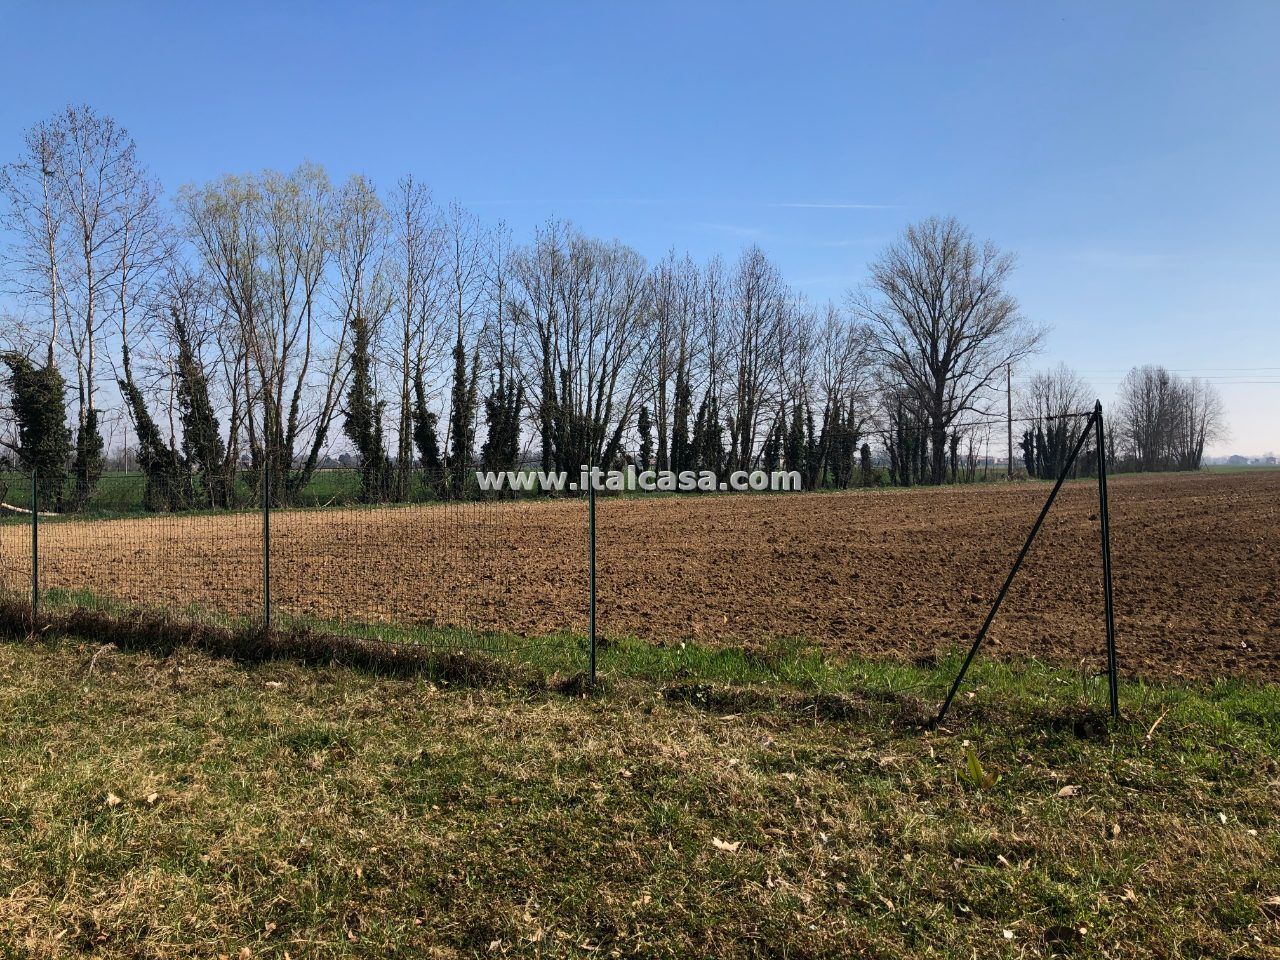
[932,410,1098,727]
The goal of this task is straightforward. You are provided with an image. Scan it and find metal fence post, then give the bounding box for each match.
[30,467,38,624]
[1095,400,1119,721]
[588,472,597,685]
[262,458,271,630]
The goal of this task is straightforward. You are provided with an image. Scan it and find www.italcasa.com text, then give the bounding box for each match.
[476,467,803,494]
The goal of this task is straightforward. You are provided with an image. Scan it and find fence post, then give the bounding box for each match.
[262,458,271,630]
[588,471,597,686]
[30,467,38,624]
[1095,400,1119,721]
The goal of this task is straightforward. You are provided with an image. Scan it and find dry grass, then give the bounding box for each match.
[0,596,539,688]
[0,635,1277,957]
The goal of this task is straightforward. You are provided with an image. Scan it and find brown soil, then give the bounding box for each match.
[2,471,1276,683]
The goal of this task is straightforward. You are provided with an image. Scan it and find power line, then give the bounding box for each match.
[1010,377,1280,385]
[1045,367,1280,374]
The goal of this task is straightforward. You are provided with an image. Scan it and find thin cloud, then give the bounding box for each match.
[464,196,668,207]
[768,202,902,210]
[686,221,767,239]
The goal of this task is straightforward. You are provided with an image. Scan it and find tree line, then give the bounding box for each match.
[0,106,1226,511]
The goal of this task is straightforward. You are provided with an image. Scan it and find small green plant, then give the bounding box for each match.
[959,745,999,790]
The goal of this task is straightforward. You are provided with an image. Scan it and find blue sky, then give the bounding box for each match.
[2,1,1277,453]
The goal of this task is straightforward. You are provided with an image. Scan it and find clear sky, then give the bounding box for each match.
[2,1,1277,455]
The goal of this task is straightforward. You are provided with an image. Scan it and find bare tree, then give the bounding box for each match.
[386,175,448,494]
[1011,363,1093,479]
[1115,364,1176,471]
[480,221,518,374]
[180,163,347,502]
[332,175,391,334]
[51,106,150,432]
[0,118,67,365]
[1019,362,1092,423]
[645,251,701,469]
[1115,365,1225,471]
[511,222,652,472]
[854,217,1042,484]
[699,255,728,408]
[110,138,168,438]
[778,297,817,420]
[814,303,874,485]
[1,106,165,503]
[441,201,488,492]
[726,245,786,469]
[1173,376,1226,470]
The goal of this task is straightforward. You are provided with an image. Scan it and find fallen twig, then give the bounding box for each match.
[87,642,118,674]
[0,502,58,518]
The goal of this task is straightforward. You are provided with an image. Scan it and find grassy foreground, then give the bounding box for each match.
[0,637,1277,958]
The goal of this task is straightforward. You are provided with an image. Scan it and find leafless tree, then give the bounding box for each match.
[699,255,728,409]
[726,245,786,469]
[1116,365,1225,471]
[0,119,67,365]
[1115,364,1176,471]
[779,296,818,416]
[1172,376,1226,470]
[816,303,873,419]
[1016,361,1093,468]
[180,163,348,501]
[854,216,1043,483]
[110,140,168,436]
[49,106,158,433]
[815,302,875,480]
[386,175,447,494]
[511,222,652,471]
[481,221,518,372]
[332,175,391,334]
[1019,362,1092,423]
[645,251,701,469]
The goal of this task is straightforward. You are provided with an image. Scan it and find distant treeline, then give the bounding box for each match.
[1,107,1225,512]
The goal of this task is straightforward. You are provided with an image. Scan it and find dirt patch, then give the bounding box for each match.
[1,471,1277,683]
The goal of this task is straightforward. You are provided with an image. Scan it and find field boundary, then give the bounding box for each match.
[0,596,543,688]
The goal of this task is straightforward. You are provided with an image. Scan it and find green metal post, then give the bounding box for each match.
[588,472,597,686]
[1095,400,1119,721]
[262,458,271,629]
[31,467,38,623]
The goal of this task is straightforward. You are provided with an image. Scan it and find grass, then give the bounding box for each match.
[10,586,1150,700]
[0,631,1277,957]
[0,469,372,519]
[1204,463,1280,474]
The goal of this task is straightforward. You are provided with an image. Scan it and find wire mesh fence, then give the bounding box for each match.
[0,467,33,607]
[0,465,590,668]
[6,458,783,678]
[28,470,262,628]
[0,421,1143,708]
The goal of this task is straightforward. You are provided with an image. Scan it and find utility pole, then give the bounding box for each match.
[1006,364,1013,480]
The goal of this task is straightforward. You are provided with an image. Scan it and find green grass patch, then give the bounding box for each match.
[0,630,1277,956]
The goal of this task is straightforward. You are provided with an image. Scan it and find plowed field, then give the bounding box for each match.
[2,471,1277,682]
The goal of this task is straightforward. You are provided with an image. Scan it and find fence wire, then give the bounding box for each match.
[0,469,32,605]
[0,466,587,664]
